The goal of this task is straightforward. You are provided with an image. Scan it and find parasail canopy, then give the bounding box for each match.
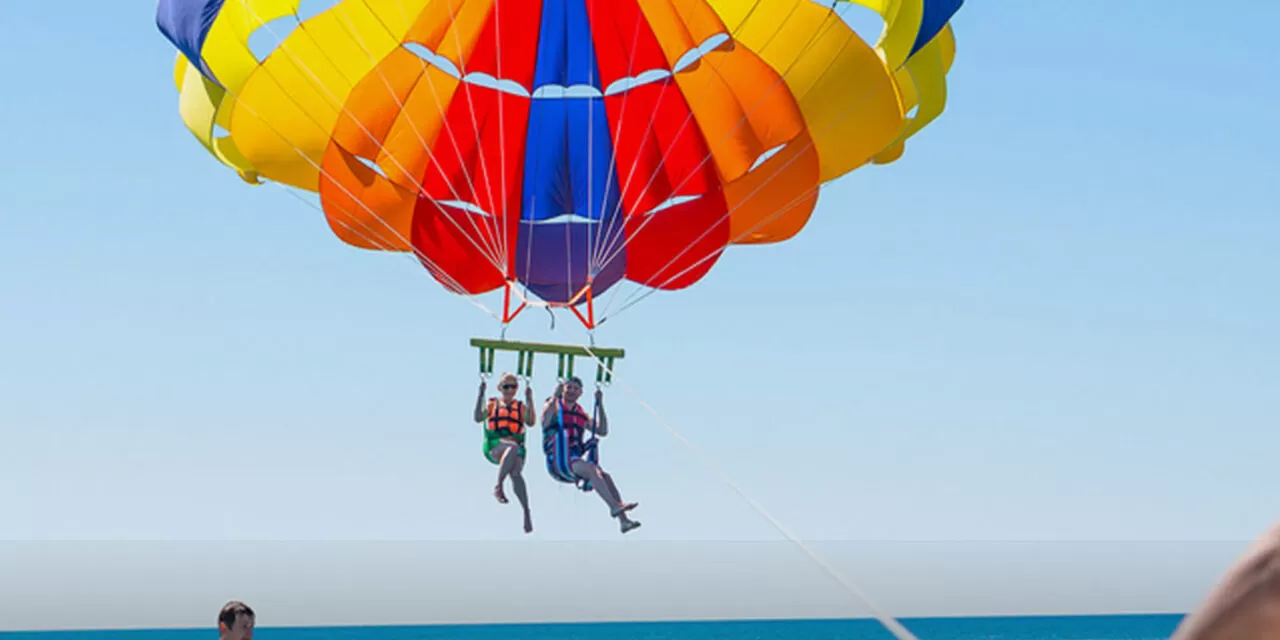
[157,0,963,328]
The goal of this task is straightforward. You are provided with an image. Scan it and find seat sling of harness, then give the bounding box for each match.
[546,394,600,492]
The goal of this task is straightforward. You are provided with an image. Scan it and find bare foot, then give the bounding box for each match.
[494,485,508,504]
[611,502,639,518]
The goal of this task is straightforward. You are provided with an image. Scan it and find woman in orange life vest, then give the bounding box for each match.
[541,376,641,534]
[473,372,536,534]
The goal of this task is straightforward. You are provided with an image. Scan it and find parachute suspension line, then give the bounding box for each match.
[238,0,604,333]
[561,26,577,316]
[577,0,780,321]
[514,12,553,319]
[493,0,512,266]
[335,0,508,267]
[244,1,507,273]
[267,0,827,334]
[235,45,504,280]
[339,0,506,263]
[326,0,508,267]
[592,0,832,270]
[519,84,547,313]
[577,345,919,640]
[273,184,502,322]
[279,183,480,307]
[564,197,574,320]
[217,11,517,325]
[438,0,506,266]
[588,0,778,274]
[228,118,453,290]
[586,0,597,297]
[603,64,897,324]
[598,15,908,324]
[592,4,852,274]
[500,0,608,332]
[192,67,506,298]
[586,0,773,272]
[186,23,508,308]
[607,165,850,322]
[589,6,652,279]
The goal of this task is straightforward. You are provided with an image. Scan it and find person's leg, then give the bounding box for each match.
[599,471,636,516]
[603,468,640,533]
[508,450,533,533]
[493,441,520,504]
[570,459,640,533]
[569,459,619,509]
[580,441,636,516]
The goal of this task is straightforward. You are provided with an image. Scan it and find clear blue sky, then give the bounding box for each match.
[1,0,1279,628]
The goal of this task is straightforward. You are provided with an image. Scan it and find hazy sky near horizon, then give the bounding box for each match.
[0,540,1254,631]
[1,0,1279,628]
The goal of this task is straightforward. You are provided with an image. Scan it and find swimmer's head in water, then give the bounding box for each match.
[562,377,584,403]
[498,373,519,399]
[218,601,254,640]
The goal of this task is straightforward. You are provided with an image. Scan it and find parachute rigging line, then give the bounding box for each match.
[589,1,852,276]
[598,21,927,323]
[241,0,509,273]
[577,344,920,640]
[275,185,502,321]
[218,78,503,297]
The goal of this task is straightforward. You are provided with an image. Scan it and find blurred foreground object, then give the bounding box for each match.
[1172,520,1280,639]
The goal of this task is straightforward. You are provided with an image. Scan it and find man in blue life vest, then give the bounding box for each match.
[540,376,640,534]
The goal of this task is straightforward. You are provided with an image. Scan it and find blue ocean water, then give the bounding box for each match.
[0,615,1188,640]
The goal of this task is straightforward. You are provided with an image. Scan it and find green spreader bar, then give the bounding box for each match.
[471,338,625,384]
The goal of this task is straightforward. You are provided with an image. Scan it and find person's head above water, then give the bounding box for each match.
[498,373,519,400]
[218,601,254,640]
[561,376,584,403]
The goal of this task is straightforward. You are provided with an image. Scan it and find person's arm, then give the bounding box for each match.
[473,381,488,423]
[522,387,536,426]
[1170,519,1280,640]
[540,382,563,428]
[540,399,555,429]
[593,388,608,436]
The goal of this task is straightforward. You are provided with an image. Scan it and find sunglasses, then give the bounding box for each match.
[500,383,518,390]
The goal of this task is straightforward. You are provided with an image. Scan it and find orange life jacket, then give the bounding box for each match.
[486,398,526,439]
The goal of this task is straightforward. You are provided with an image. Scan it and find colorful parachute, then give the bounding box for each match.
[157,0,962,324]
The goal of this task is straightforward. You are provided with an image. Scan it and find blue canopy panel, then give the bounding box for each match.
[516,0,627,305]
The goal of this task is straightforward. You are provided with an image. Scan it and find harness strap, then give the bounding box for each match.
[587,392,600,466]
